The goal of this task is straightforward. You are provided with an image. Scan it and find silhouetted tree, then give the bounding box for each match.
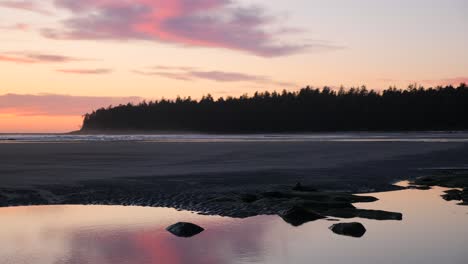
[81,84,468,132]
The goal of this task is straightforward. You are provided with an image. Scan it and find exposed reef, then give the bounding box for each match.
[2,170,466,228]
[0,180,403,228]
[411,170,468,206]
[4,170,468,237]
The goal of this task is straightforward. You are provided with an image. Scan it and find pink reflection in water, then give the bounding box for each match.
[0,182,467,264]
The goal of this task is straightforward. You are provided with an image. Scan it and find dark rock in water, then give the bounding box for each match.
[411,172,468,206]
[407,185,431,190]
[322,208,402,220]
[332,195,378,203]
[280,206,325,226]
[329,222,366,238]
[355,209,403,220]
[442,189,463,201]
[166,222,204,237]
[461,190,468,205]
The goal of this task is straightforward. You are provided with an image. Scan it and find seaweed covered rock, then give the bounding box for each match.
[442,189,468,205]
[322,208,402,220]
[413,172,468,206]
[442,189,463,201]
[329,222,366,238]
[280,206,325,226]
[166,222,204,237]
[407,185,431,190]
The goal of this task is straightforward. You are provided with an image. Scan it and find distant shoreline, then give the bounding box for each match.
[70,129,468,135]
[1,130,467,136]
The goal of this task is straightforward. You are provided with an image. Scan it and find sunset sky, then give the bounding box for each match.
[1,0,467,132]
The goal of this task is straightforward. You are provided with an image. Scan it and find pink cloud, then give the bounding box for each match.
[0,0,52,15]
[0,93,142,116]
[0,23,29,31]
[41,0,338,57]
[0,54,36,63]
[57,68,112,74]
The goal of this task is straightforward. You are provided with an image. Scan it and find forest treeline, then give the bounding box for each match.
[81,84,468,132]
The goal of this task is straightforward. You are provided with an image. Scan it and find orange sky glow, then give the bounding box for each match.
[0,0,467,132]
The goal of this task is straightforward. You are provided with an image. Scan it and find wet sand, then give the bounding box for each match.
[1,140,468,215]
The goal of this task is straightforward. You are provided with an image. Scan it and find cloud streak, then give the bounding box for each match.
[134,67,296,87]
[40,0,339,57]
[0,52,80,63]
[0,0,52,15]
[0,93,142,116]
[57,68,112,74]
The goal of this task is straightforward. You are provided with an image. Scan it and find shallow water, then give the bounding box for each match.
[1,132,468,143]
[0,183,467,264]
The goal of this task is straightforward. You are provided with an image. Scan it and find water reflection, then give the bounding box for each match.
[0,183,467,264]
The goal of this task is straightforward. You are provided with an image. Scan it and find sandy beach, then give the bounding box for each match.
[0,140,467,187]
[1,138,468,215]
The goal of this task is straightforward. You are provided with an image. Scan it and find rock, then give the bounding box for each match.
[322,208,402,220]
[442,189,463,201]
[166,222,204,237]
[329,222,366,238]
[332,195,378,203]
[354,209,403,220]
[461,190,468,205]
[280,206,325,226]
[407,185,431,190]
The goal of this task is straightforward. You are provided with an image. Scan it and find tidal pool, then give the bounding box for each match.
[0,183,467,264]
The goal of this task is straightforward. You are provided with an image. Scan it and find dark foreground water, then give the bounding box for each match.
[0,182,467,264]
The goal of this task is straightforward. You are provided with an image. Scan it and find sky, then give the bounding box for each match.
[0,0,467,132]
